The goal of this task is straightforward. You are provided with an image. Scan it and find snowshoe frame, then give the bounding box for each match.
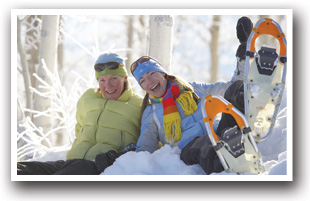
[202,94,264,174]
[244,18,287,142]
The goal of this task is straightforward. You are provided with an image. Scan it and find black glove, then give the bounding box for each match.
[236,16,253,60]
[95,150,120,173]
[119,143,136,153]
[95,144,137,173]
[236,16,253,43]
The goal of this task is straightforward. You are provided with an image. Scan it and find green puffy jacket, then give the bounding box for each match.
[66,87,142,161]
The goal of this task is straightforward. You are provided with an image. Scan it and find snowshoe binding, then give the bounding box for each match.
[244,18,287,142]
[202,94,264,174]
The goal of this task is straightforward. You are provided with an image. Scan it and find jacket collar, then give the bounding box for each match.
[101,87,133,102]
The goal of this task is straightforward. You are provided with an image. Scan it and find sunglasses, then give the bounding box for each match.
[130,56,161,73]
[94,61,123,72]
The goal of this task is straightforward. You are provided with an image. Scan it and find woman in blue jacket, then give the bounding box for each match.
[130,16,252,174]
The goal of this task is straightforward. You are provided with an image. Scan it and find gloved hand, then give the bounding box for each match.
[95,150,119,173]
[120,143,136,153]
[236,16,253,43]
[95,144,137,173]
[235,16,253,60]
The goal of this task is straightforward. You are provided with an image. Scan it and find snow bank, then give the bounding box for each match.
[102,145,206,175]
[27,89,288,177]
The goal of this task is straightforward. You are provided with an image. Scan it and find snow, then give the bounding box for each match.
[28,88,288,178]
[102,145,206,175]
[264,152,287,175]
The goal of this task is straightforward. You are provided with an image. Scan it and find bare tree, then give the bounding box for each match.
[209,15,220,83]
[126,15,134,73]
[17,17,33,115]
[149,15,174,73]
[17,15,43,119]
[33,15,60,147]
[126,15,148,72]
[138,15,148,55]
[57,15,65,83]
[26,16,41,94]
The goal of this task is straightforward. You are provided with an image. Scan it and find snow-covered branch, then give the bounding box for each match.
[17,59,91,161]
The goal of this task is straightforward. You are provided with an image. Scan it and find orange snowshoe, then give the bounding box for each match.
[202,95,264,174]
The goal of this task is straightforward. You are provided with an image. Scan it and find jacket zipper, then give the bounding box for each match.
[119,131,125,152]
[83,100,108,159]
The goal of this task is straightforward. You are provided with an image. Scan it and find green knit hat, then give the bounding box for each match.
[94,52,128,80]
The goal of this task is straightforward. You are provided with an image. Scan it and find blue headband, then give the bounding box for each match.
[132,59,167,88]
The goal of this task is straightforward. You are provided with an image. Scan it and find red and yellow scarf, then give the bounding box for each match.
[150,82,197,144]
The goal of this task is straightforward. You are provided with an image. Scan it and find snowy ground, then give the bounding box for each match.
[28,88,289,179]
[103,89,288,176]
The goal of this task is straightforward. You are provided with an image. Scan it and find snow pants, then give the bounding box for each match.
[17,159,99,175]
[180,80,244,175]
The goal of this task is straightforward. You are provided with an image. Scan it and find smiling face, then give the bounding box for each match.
[98,74,128,100]
[140,71,167,98]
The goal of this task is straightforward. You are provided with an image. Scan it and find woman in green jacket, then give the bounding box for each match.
[17,52,143,175]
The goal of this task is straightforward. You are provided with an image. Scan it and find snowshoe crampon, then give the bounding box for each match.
[245,18,287,142]
[202,95,264,174]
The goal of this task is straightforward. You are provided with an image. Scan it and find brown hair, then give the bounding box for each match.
[140,74,199,114]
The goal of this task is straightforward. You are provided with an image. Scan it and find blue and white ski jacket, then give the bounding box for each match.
[136,61,245,153]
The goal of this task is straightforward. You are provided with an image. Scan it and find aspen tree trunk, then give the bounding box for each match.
[58,16,64,83]
[126,15,134,73]
[209,15,220,83]
[149,15,174,73]
[26,16,41,97]
[139,15,148,55]
[17,17,33,115]
[33,15,60,147]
